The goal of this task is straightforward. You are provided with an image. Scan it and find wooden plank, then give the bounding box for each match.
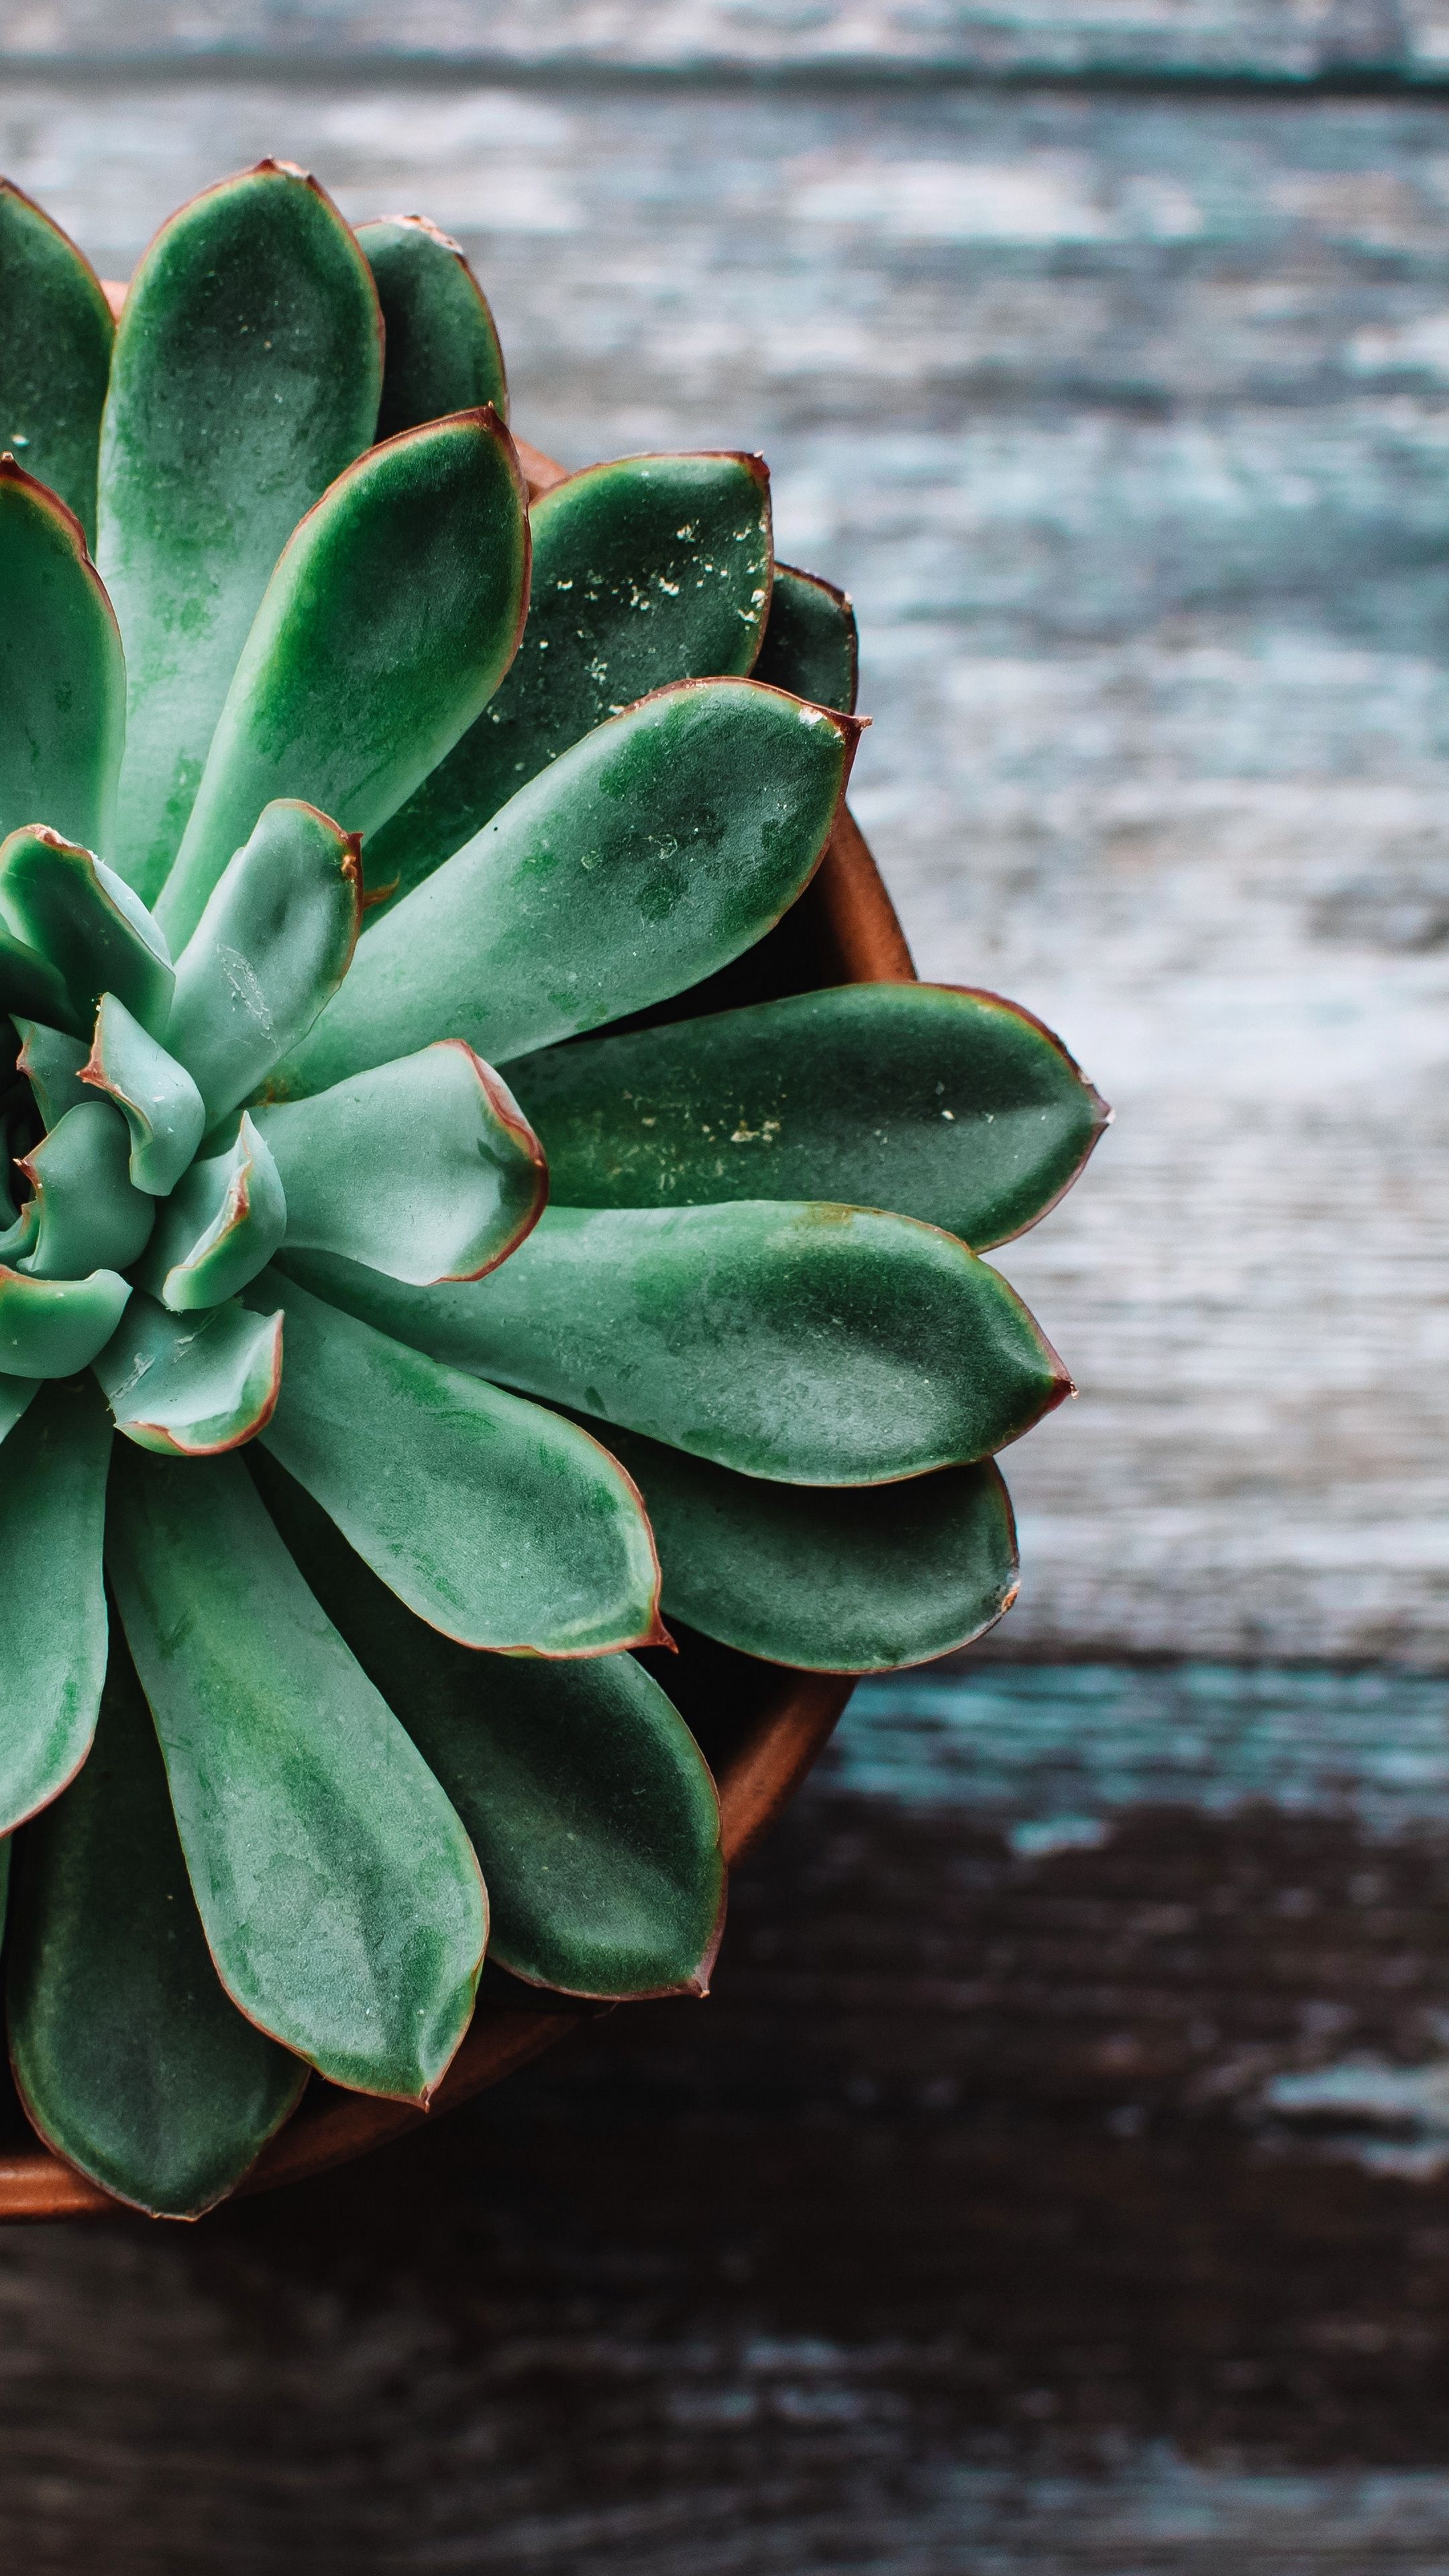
[4,1670,1449,2565]
[7,75,1449,1658]
[4,1,1448,84]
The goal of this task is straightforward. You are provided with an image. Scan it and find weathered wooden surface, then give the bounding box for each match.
[5,69,1449,1658]
[5,41,1449,2568]
[5,0,1449,82]
[9,1670,1449,2569]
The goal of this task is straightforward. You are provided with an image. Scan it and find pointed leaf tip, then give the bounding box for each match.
[260,1271,663,1656]
[252,1039,547,1287]
[290,1199,1069,1485]
[592,1422,1022,1672]
[508,982,1110,1252]
[98,160,382,899]
[282,676,854,1091]
[0,825,173,1039]
[753,560,859,713]
[137,1113,286,1313]
[248,1446,720,2004]
[0,453,126,865]
[159,411,530,947]
[7,1627,307,2217]
[362,458,777,916]
[16,1020,89,1128]
[108,1446,486,2104]
[358,213,508,441]
[96,1293,283,1456]
[0,177,113,543]
[83,992,207,1195]
[15,1097,154,1280]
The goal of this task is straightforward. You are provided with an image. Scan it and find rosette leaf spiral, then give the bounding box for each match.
[0,159,1106,2214]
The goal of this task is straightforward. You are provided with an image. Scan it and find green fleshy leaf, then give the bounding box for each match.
[0,1264,131,1377]
[0,827,174,1040]
[511,983,1109,1251]
[165,800,362,1125]
[0,1380,109,1834]
[0,458,125,854]
[0,1376,39,1444]
[0,929,76,1036]
[95,1293,282,1456]
[99,159,383,904]
[82,991,207,1195]
[358,215,507,440]
[257,1269,663,1653]
[136,1114,286,1312]
[7,1628,307,2218]
[252,1448,723,1998]
[595,1419,1019,1670]
[751,562,858,714]
[160,413,529,949]
[253,1041,545,1285]
[15,1101,154,1280]
[280,680,858,1098]
[364,452,773,916]
[288,1200,1070,1485]
[15,1021,89,1127]
[107,1444,486,2102]
[0,1200,38,1269]
[0,178,113,545]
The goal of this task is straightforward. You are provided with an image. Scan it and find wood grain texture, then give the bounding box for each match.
[5,0,1449,83]
[3,48,1448,2569]
[7,1672,1449,2567]
[6,74,1449,1656]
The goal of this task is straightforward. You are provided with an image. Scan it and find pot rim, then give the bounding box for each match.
[0,427,916,2221]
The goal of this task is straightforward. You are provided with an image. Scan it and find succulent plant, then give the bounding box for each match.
[0,159,1106,2218]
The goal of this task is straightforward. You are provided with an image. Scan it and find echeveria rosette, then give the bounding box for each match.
[0,159,1107,2220]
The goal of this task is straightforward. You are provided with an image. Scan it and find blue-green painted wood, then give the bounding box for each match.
[13,83,1449,1660]
[2,4,1442,83]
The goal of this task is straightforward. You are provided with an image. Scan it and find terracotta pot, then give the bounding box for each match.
[0,430,916,2220]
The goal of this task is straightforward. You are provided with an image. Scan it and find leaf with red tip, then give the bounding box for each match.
[252,1040,545,1285]
[358,215,507,437]
[164,800,362,1124]
[254,1447,724,2000]
[15,1022,88,1128]
[279,679,858,1095]
[286,1200,1071,1485]
[0,1265,131,1378]
[136,1114,285,1312]
[159,411,529,948]
[364,451,772,914]
[98,159,384,900]
[0,1379,110,1835]
[752,561,858,713]
[83,993,207,1195]
[0,177,113,543]
[0,826,174,1039]
[14,1099,154,1280]
[256,1269,663,1656]
[509,983,1110,1252]
[95,1293,282,1456]
[0,459,125,854]
[588,1419,1020,1672]
[107,1444,487,2104]
[7,1631,307,2221]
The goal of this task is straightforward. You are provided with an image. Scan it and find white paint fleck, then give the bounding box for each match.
[216,945,272,1032]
